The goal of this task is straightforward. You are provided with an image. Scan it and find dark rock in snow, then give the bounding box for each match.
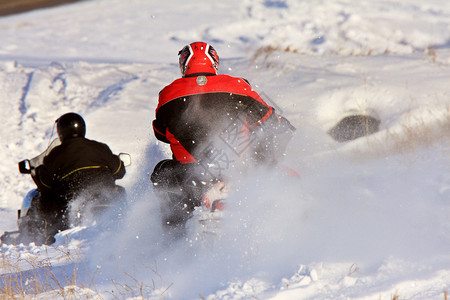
[328,114,381,142]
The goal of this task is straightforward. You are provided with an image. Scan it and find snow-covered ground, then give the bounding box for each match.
[1,0,449,298]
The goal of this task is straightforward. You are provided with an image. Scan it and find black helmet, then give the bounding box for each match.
[56,112,86,142]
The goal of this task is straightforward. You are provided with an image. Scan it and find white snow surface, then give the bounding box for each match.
[0,0,449,299]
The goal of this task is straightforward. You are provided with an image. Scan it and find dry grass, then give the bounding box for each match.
[386,106,450,155]
[390,291,449,300]
[0,246,99,299]
[252,44,379,62]
[1,249,448,298]
[108,262,173,299]
[342,105,450,163]
[392,291,448,300]
[1,250,172,299]
[251,42,445,69]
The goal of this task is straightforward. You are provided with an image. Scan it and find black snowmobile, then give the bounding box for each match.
[0,139,131,246]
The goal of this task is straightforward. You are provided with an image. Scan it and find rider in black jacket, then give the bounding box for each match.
[27,112,126,244]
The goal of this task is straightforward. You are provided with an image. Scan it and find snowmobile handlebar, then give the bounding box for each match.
[18,159,32,174]
[119,152,132,167]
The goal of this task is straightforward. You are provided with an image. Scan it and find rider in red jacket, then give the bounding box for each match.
[151,41,294,230]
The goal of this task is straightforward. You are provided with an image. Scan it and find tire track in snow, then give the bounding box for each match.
[51,72,67,96]
[18,71,35,127]
[88,72,139,110]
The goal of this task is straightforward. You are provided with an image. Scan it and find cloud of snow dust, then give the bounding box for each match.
[84,110,450,299]
[161,133,448,298]
[82,142,169,285]
[265,132,450,266]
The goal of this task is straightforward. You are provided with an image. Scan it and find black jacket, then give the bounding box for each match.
[34,137,125,211]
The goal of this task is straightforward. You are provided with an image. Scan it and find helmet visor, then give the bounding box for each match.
[178,45,193,76]
[208,45,219,72]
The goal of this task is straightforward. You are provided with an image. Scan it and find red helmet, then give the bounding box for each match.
[178,42,219,77]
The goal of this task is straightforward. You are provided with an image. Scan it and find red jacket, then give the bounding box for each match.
[153,74,284,164]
